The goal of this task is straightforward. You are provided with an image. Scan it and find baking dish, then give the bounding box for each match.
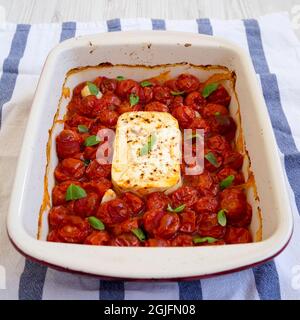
[7,31,293,279]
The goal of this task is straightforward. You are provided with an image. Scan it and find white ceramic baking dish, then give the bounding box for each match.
[7,31,293,279]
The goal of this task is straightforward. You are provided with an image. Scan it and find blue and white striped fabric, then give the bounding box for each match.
[0,12,300,300]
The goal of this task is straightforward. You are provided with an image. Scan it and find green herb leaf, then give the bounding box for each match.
[217,209,227,227]
[193,236,218,244]
[78,124,89,133]
[88,216,105,231]
[116,76,125,81]
[130,94,139,106]
[87,81,99,96]
[214,111,221,116]
[185,133,201,140]
[139,133,157,156]
[66,184,87,201]
[205,152,220,168]
[202,83,219,98]
[131,228,146,241]
[83,159,91,166]
[167,203,186,213]
[171,90,185,96]
[219,175,235,189]
[84,135,101,147]
[140,80,153,87]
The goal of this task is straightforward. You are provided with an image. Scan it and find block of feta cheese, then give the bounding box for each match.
[111,111,182,197]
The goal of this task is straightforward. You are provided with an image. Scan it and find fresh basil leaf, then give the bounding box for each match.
[219,175,235,189]
[116,76,125,81]
[214,111,221,116]
[171,90,185,96]
[193,236,218,244]
[204,152,220,168]
[139,133,157,156]
[65,184,87,201]
[130,94,139,106]
[202,83,219,98]
[140,80,153,87]
[88,216,105,231]
[84,135,101,147]
[78,124,89,133]
[167,203,186,213]
[87,81,99,96]
[217,209,227,227]
[83,159,91,166]
[131,228,146,241]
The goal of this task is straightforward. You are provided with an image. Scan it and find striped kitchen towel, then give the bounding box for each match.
[0,12,300,300]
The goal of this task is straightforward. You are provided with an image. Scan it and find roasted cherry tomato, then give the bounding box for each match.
[171,186,199,208]
[223,151,244,170]
[185,91,207,112]
[97,199,129,226]
[121,192,144,216]
[201,103,228,118]
[155,213,180,239]
[112,233,141,246]
[111,218,139,236]
[176,74,200,93]
[179,210,197,233]
[217,167,245,186]
[172,105,196,128]
[144,101,169,112]
[54,158,85,183]
[224,226,252,244]
[145,239,170,247]
[116,79,140,98]
[171,234,194,246]
[56,130,81,159]
[220,188,247,222]
[73,192,99,217]
[57,215,91,243]
[143,210,165,236]
[206,85,231,107]
[52,180,81,206]
[85,159,111,180]
[146,192,170,211]
[194,196,219,214]
[83,178,112,198]
[197,212,226,239]
[48,206,70,228]
[84,230,111,245]
[153,86,173,105]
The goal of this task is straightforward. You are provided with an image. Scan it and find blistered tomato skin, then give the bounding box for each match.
[121,192,145,216]
[56,130,81,159]
[73,192,99,217]
[143,210,165,236]
[85,159,111,180]
[84,231,111,245]
[171,234,194,246]
[155,213,180,239]
[220,188,247,222]
[48,74,253,247]
[97,199,130,226]
[176,74,200,93]
[194,196,219,214]
[54,158,85,183]
[146,192,170,211]
[197,212,226,239]
[48,206,70,228]
[171,186,199,208]
[225,227,252,244]
[207,85,231,107]
[112,233,141,247]
[144,101,169,112]
[179,210,197,233]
